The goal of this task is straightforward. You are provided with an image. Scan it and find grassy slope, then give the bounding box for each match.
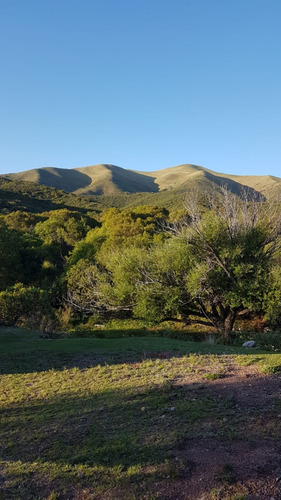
[1,327,281,499]
[211,172,281,198]
[4,164,160,196]
[4,163,281,198]
[146,164,281,198]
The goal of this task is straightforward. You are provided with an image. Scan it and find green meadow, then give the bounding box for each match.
[1,328,281,499]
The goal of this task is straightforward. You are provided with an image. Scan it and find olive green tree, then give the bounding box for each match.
[0,283,53,328]
[183,189,281,337]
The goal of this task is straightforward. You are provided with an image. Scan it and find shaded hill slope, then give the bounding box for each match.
[144,164,281,198]
[2,163,281,199]
[4,164,159,196]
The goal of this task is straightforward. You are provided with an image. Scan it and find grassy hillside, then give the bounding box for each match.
[146,164,281,198]
[4,164,160,196]
[224,173,281,198]
[3,163,281,199]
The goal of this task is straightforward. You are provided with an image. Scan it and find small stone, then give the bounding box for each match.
[242,340,256,348]
[170,407,175,411]
[223,417,228,422]
[141,406,145,411]
[160,414,165,419]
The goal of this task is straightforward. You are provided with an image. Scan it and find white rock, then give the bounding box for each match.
[242,340,256,348]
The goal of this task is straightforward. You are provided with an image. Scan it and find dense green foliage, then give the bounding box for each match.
[0,284,52,328]
[0,186,281,338]
[0,178,102,214]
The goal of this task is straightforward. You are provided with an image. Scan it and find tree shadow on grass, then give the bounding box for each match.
[1,372,281,499]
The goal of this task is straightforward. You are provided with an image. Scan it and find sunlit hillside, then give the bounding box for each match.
[2,163,281,199]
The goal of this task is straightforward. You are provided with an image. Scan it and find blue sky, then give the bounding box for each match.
[1,0,281,176]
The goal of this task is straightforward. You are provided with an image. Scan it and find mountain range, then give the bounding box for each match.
[2,163,281,200]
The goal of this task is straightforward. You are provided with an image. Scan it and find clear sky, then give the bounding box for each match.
[1,0,281,176]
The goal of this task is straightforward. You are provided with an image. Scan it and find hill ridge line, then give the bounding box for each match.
[2,163,281,198]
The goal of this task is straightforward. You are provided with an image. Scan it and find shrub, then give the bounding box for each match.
[0,283,55,330]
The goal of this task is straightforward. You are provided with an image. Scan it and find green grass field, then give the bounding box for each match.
[1,328,281,499]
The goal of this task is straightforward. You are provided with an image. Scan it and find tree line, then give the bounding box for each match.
[0,188,281,338]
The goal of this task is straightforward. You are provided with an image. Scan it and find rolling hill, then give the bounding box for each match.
[2,163,281,200]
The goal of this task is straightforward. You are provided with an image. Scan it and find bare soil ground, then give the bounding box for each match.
[59,354,281,499]
[147,361,281,500]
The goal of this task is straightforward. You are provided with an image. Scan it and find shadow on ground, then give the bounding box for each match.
[1,349,281,497]
[0,327,273,376]
[1,327,281,498]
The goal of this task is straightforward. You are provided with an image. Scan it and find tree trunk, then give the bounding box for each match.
[221,309,236,339]
[199,302,237,339]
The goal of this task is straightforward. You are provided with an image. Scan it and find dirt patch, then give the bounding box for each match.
[78,360,281,500]
[154,361,281,499]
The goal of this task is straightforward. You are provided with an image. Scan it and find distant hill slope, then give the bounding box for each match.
[2,163,281,199]
[143,164,281,199]
[3,164,159,196]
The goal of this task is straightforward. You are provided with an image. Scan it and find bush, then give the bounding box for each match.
[231,329,281,351]
[0,283,56,331]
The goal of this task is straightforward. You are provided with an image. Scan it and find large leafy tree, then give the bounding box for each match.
[183,190,281,337]
[129,238,193,323]
[65,238,193,323]
[0,221,24,290]
[0,221,42,290]
[0,283,52,328]
[65,205,168,271]
[65,259,115,315]
[100,205,169,250]
[35,209,89,248]
[4,210,39,232]
[67,227,106,268]
[35,209,90,274]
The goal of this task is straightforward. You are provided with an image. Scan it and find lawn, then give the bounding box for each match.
[1,327,281,499]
